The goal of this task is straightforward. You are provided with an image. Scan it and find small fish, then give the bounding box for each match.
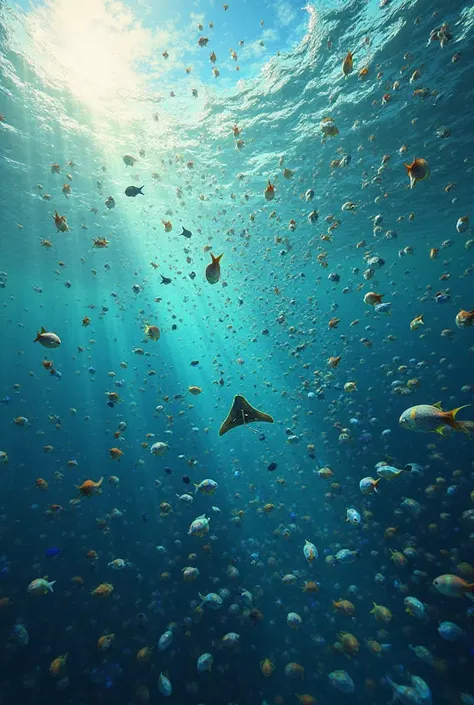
[375,302,392,315]
[346,508,361,525]
[181,227,192,238]
[125,185,144,197]
[205,253,223,284]
[377,465,405,480]
[404,158,430,188]
[158,672,172,696]
[45,547,61,558]
[160,275,172,285]
[342,51,353,77]
[410,315,424,331]
[456,216,469,233]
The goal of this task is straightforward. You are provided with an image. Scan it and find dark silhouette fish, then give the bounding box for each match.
[125,186,144,197]
[160,275,172,285]
[205,252,223,284]
[181,227,192,238]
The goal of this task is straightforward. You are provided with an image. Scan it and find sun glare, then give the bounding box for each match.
[28,0,151,107]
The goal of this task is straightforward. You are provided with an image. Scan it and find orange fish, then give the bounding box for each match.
[333,599,355,616]
[455,309,474,329]
[136,646,154,662]
[49,654,68,677]
[91,582,114,598]
[296,696,316,705]
[97,634,115,651]
[75,477,103,498]
[342,51,353,76]
[364,291,384,306]
[260,658,275,677]
[109,447,123,460]
[337,631,360,656]
[302,581,319,593]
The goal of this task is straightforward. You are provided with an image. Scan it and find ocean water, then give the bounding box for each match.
[1,0,474,703]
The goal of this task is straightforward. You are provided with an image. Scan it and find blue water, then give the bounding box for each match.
[1,0,474,703]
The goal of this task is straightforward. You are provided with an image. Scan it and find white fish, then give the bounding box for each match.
[346,508,361,525]
[176,493,194,503]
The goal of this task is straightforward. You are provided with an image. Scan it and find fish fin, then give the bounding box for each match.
[435,425,450,436]
[446,404,470,419]
[432,401,443,409]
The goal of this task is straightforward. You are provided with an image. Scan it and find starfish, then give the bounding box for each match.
[219,395,274,436]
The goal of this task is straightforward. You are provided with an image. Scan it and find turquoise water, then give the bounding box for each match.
[1,0,474,703]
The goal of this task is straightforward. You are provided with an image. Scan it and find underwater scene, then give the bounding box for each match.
[1,0,474,703]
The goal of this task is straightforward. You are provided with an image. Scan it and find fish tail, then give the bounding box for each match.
[212,253,223,264]
[444,405,471,433]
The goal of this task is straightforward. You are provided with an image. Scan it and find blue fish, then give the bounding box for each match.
[45,547,61,558]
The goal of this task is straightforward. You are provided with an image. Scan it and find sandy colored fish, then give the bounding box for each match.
[399,402,472,436]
